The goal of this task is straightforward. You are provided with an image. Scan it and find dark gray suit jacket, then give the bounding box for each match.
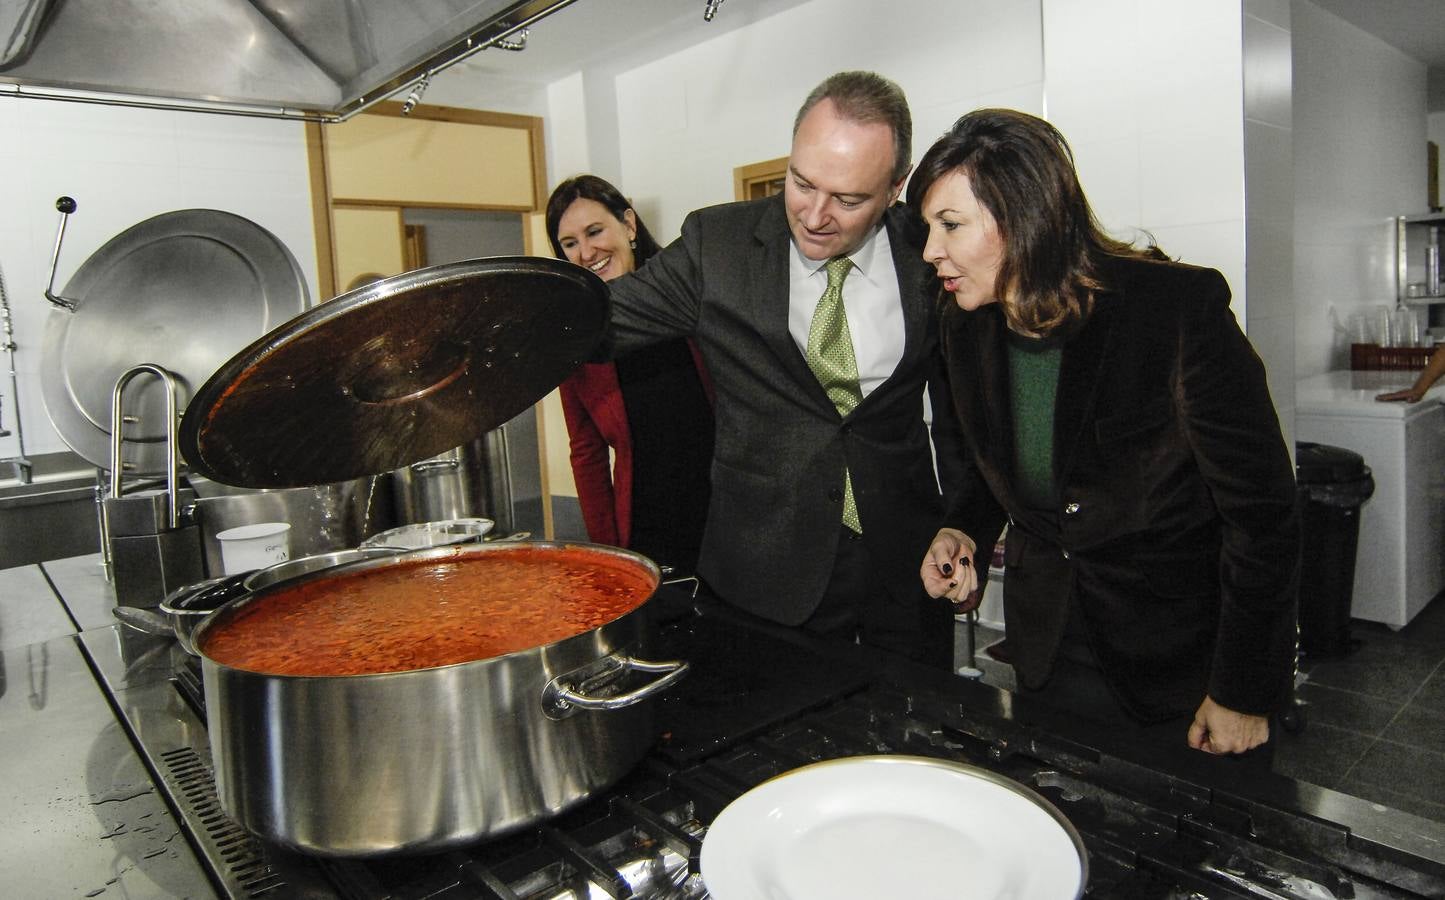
[603,195,965,624]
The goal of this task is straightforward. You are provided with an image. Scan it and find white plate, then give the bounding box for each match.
[700,756,1085,900]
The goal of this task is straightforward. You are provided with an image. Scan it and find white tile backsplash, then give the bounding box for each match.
[1138,128,1245,229]
[1150,220,1247,307]
[0,101,318,460]
[1069,135,1142,237]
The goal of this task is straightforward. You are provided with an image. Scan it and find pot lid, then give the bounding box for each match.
[40,209,309,474]
[179,256,607,488]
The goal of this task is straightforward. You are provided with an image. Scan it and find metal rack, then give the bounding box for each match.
[1396,211,1445,304]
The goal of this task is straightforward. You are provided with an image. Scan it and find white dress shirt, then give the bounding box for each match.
[787,223,905,400]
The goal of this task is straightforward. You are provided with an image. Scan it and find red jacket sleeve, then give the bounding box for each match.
[559,366,630,547]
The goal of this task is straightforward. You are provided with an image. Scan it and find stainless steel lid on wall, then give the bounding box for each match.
[41,209,309,475]
[179,256,608,488]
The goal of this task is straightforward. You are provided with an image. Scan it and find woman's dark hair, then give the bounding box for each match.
[545,174,661,266]
[905,109,1152,337]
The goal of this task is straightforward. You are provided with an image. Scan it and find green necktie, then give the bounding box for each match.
[806,256,863,533]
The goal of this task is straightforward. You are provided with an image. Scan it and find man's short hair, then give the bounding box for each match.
[793,71,912,183]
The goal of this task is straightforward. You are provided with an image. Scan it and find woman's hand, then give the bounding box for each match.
[921,528,980,609]
[1376,386,1424,403]
[1187,696,1270,754]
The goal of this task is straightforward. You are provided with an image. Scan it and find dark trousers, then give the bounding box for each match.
[798,525,955,670]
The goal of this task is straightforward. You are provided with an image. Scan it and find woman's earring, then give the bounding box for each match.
[629,239,636,249]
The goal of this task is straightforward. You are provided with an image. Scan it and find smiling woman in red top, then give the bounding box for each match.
[545,175,715,573]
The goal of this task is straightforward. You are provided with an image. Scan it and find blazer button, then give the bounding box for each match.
[1064,502,1080,515]
[1062,549,1072,559]
[828,488,842,502]
[841,423,853,435]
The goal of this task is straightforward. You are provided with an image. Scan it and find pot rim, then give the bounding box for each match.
[192,540,663,681]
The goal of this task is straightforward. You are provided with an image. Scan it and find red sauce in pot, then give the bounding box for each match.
[200,546,657,676]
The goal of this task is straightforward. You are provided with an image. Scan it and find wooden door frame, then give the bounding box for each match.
[305,101,547,300]
[734,155,788,201]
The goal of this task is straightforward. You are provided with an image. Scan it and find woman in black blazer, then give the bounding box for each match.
[908,109,1299,759]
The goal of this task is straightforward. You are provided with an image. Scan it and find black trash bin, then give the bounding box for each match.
[1295,441,1375,659]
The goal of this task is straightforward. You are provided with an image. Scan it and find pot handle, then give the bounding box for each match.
[542,656,689,719]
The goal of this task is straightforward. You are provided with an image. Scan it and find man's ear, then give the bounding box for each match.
[889,165,913,205]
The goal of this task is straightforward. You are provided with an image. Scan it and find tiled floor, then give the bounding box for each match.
[953,592,1445,823]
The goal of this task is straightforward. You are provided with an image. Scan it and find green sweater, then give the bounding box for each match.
[1006,330,1062,511]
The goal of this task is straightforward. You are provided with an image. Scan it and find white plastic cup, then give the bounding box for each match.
[216,522,292,574]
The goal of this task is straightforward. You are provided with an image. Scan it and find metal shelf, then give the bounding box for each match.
[1396,214,1445,304]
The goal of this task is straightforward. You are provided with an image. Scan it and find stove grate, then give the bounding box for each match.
[143,616,1445,899]
[160,746,287,897]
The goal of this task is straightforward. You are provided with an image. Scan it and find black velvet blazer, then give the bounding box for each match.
[942,255,1299,721]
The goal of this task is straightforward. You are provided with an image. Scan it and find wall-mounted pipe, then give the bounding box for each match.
[0,256,32,482]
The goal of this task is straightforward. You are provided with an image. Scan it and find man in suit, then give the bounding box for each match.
[598,71,965,668]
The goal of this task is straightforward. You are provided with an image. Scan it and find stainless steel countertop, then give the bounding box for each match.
[0,557,216,898]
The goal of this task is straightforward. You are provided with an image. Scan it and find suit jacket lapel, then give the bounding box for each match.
[1053,291,1120,488]
[967,306,1018,503]
[851,205,929,416]
[751,198,833,408]
[887,205,930,370]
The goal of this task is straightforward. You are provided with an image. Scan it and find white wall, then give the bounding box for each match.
[1293,0,1428,377]
[1045,0,1246,297]
[548,0,1297,424]
[550,0,1268,285]
[0,101,318,466]
[549,0,1045,243]
[1042,1,1300,440]
[420,69,549,118]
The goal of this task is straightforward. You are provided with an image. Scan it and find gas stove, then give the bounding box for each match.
[85,583,1445,899]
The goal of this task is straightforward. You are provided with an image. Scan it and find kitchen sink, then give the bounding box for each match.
[0,472,101,569]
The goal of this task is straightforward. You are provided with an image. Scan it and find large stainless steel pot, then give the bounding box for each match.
[191,541,687,856]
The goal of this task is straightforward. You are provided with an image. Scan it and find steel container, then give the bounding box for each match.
[189,475,393,575]
[390,436,500,525]
[191,541,686,856]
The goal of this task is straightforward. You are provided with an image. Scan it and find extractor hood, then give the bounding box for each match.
[0,0,577,120]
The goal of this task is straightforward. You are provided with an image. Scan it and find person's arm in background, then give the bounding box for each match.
[559,375,622,547]
[1376,345,1445,402]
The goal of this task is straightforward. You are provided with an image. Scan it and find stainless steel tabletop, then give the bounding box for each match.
[0,557,216,898]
